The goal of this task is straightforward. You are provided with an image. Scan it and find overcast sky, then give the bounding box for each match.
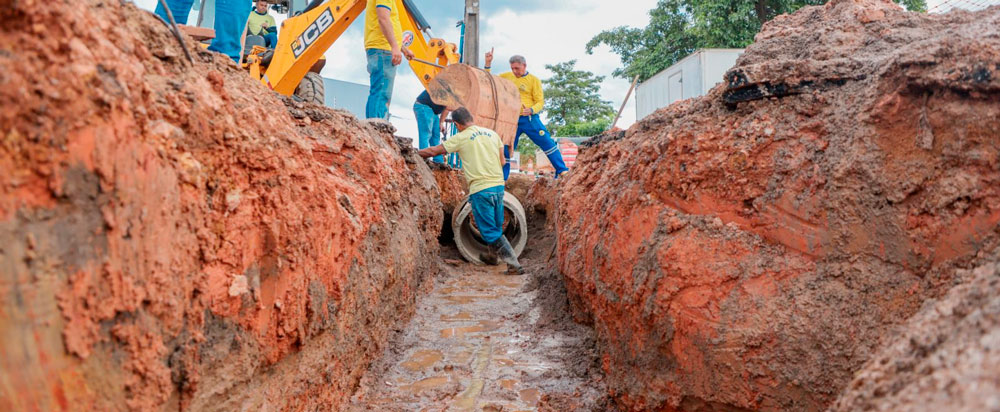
[131,0,982,137]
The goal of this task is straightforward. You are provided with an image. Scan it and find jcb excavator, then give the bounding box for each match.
[239,0,460,104]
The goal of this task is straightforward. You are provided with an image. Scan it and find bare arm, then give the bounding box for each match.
[418,144,447,158]
[499,144,507,167]
[376,7,402,65]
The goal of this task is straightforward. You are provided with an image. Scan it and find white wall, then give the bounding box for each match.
[634,48,743,121]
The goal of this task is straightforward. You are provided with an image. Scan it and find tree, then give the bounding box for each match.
[541,60,616,136]
[587,0,926,82]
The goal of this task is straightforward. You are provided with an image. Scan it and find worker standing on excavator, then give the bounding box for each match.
[485,50,569,180]
[364,0,414,119]
[418,108,524,275]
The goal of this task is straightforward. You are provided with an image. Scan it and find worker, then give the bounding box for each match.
[364,0,414,119]
[247,0,278,48]
[413,90,449,163]
[418,108,524,274]
[485,51,569,180]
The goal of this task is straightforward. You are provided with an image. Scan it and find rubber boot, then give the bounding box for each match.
[479,243,499,266]
[495,236,524,275]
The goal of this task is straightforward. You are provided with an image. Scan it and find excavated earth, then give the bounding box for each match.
[559,0,1000,411]
[1,1,442,411]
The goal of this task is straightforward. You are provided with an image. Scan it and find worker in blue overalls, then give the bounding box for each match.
[485,50,569,180]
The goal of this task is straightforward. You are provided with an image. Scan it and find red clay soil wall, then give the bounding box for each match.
[557,0,1000,410]
[0,1,442,411]
[831,249,1000,412]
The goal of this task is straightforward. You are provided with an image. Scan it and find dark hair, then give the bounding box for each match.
[452,107,474,126]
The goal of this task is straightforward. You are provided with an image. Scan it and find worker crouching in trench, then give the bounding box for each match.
[418,108,524,275]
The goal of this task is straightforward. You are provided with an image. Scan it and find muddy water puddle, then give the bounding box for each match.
[347,256,602,411]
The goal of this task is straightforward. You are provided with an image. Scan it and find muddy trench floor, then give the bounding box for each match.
[347,213,613,412]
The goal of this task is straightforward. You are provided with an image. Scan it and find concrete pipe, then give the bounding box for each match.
[452,191,527,264]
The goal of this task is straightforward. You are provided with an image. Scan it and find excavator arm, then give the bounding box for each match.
[252,0,459,96]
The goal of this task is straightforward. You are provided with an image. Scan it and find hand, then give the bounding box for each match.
[402,48,415,60]
[485,47,494,67]
[391,47,403,66]
[440,122,448,136]
[521,107,531,116]
[261,21,269,29]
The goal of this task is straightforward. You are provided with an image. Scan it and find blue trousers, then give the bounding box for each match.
[414,102,443,163]
[469,186,505,244]
[154,0,194,24]
[262,31,278,48]
[366,49,397,119]
[503,114,569,180]
[207,0,251,62]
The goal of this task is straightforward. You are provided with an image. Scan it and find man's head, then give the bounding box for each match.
[255,0,268,14]
[452,107,475,131]
[509,55,527,77]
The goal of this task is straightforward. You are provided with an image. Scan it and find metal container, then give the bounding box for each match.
[635,49,743,120]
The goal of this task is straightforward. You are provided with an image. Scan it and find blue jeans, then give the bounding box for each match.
[469,186,505,244]
[366,49,396,119]
[262,31,278,48]
[503,114,569,180]
[414,102,443,163]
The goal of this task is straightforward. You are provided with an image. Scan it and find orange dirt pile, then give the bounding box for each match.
[1,1,442,411]
[557,0,1000,410]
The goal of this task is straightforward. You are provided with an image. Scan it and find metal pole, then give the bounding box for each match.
[463,0,479,67]
[611,74,640,131]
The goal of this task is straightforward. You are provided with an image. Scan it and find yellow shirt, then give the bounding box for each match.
[499,72,545,115]
[364,0,403,51]
[443,126,505,194]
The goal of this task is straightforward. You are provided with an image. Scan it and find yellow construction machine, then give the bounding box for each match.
[239,0,460,104]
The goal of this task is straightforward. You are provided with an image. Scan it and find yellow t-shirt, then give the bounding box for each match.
[364,0,403,51]
[443,126,505,194]
[499,72,545,115]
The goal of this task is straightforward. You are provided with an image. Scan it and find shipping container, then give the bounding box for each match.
[635,49,743,121]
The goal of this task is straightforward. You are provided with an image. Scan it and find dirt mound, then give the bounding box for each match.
[831,249,1000,412]
[1,1,441,411]
[557,0,1000,410]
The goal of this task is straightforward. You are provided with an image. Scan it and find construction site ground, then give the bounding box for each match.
[347,213,611,412]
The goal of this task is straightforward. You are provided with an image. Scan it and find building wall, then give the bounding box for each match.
[323,78,369,119]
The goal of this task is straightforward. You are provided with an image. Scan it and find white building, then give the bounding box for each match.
[635,49,743,120]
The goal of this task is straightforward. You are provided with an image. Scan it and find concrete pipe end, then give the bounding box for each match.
[451,191,528,264]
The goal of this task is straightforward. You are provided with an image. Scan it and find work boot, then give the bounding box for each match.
[495,236,525,275]
[479,244,500,266]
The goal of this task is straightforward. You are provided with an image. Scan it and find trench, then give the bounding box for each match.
[346,206,613,411]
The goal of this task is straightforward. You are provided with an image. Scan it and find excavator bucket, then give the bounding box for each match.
[426,64,521,148]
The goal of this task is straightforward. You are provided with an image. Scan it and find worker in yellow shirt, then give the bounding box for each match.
[418,108,524,274]
[485,51,569,179]
[364,0,414,119]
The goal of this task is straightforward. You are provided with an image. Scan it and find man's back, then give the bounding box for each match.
[443,126,504,194]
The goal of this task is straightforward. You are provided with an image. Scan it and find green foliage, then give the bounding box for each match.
[556,118,613,137]
[587,0,927,81]
[541,60,616,135]
[516,138,539,159]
